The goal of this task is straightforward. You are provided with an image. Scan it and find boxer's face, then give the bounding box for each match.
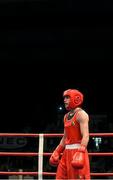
[64,95,71,109]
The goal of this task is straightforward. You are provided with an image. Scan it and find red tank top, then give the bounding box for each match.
[64,110,82,145]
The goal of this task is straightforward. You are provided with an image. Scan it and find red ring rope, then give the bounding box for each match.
[0,133,113,177]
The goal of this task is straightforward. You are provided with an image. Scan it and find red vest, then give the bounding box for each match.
[64,112,82,145]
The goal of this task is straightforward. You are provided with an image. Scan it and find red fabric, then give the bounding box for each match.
[64,112,82,145]
[56,149,90,179]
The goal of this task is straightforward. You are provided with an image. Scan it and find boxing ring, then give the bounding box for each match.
[0,133,113,179]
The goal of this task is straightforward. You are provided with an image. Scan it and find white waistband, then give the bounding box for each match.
[65,144,81,149]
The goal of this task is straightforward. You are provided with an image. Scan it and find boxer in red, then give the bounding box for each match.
[49,89,90,179]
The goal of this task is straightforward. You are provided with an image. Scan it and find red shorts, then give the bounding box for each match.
[56,144,90,179]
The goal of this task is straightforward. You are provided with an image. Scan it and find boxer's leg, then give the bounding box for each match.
[56,151,67,179]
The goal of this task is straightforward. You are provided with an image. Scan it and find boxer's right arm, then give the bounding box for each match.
[71,144,86,168]
[71,110,89,169]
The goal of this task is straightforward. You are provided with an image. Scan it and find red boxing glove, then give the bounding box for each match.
[71,145,86,169]
[49,144,64,166]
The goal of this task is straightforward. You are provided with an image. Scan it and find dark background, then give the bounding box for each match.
[0,0,112,133]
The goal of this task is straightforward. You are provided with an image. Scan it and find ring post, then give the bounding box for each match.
[38,134,44,180]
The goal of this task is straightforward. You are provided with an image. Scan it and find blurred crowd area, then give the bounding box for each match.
[0,114,113,179]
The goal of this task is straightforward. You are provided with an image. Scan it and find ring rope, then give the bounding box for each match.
[0,133,113,137]
[0,171,112,176]
[0,133,113,177]
[0,152,113,156]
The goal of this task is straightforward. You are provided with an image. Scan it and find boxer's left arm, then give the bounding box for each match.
[49,129,66,166]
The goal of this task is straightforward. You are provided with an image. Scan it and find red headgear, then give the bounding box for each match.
[63,89,84,110]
